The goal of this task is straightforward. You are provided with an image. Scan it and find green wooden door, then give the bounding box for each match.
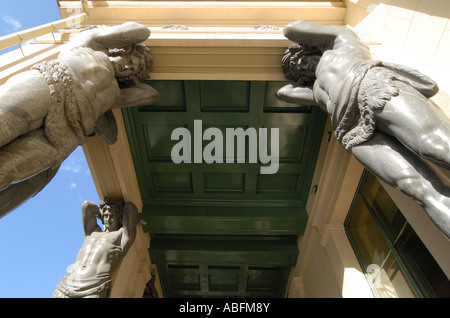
[122,80,326,297]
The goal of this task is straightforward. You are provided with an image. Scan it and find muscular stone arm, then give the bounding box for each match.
[116,82,160,108]
[67,22,150,53]
[120,201,138,255]
[93,111,118,145]
[283,20,342,50]
[277,84,317,105]
[93,82,160,144]
[81,200,102,236]
[283,20,372,62]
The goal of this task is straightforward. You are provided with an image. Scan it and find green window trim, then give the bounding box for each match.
[344,170,450,298]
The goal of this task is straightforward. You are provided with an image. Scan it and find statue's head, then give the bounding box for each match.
[282,43,322,86]
[98,198,125,232]
[109,44,153,86]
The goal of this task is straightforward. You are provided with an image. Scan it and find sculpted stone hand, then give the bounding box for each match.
[0,22,159,216]
[52,198,138,298]
[277,20,450,238]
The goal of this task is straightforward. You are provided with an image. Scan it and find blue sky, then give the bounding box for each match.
[0,1,101,297]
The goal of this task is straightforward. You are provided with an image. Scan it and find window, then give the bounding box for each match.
[345,170,450,298]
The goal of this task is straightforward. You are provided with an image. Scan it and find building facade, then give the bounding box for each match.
[1,0,449,297]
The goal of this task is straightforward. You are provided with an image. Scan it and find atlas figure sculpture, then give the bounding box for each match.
[0,22,159,216]
[52,198,138,298]
[277,20,450,238]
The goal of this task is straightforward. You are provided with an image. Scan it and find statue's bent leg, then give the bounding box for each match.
[351,131,450,238]
[0,70,53,148]
[0,164,60,218]
[375,80,450,169]
[0,129,58,191]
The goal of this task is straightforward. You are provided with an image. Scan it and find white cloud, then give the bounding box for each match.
[61,163,82,174]
[3,15,22,31]
[69,182,77,189]
[61,155,84,173]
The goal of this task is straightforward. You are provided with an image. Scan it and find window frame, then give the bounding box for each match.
[344,169,436,298]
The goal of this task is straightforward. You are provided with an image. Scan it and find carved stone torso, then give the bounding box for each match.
[70,228,124,280]
[58,46,121,135]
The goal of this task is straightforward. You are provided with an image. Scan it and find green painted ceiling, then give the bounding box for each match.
[122,80,326,297]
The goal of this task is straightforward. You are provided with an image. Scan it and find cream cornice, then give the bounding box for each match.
[58,1,346,27]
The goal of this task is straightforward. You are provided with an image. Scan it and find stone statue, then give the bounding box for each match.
[277,20,450,238]
[0,22,159,217]
[52,198,138,298]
